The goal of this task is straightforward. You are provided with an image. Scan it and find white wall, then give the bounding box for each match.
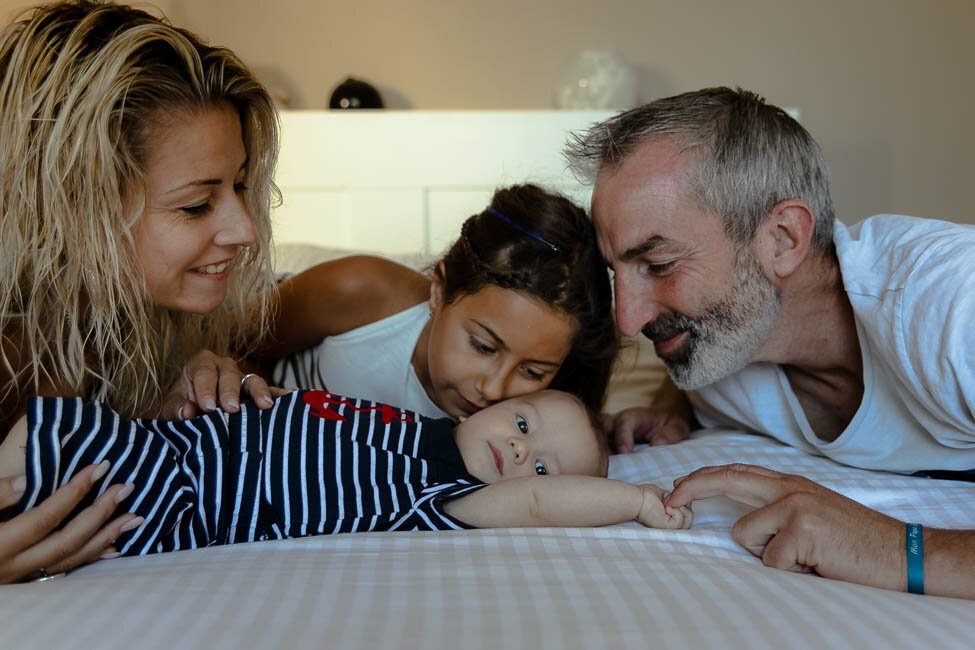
[4,0,974,226]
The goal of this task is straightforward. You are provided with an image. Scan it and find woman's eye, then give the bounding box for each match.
[470,337,495,355]
[234,181,249,193]
[516,414,528,434]
[534,460,547,476]
[181,202,212,217]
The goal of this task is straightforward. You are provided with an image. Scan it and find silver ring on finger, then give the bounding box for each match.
[240,373,258,389]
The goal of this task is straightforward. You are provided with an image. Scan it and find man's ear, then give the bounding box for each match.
[759,199,815,279]
[429,261,446,313]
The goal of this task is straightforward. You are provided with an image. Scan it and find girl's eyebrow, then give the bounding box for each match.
[470,320,561,367]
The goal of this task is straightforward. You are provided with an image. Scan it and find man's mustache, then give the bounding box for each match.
[641,311,697,342]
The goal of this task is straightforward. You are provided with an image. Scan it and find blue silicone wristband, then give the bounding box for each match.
[906,523,924,595]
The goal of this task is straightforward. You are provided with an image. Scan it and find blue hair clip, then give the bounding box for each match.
[486,207,559,253]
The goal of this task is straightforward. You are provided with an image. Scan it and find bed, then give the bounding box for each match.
[3,110,974,648]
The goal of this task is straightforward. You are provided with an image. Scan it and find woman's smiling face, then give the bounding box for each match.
[130,104,257,315]
[415,276,577,421]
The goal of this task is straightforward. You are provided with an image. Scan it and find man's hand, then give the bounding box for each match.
[604,407,690,453]
[161,349,292,420]
[636,483,693,529]
[665,464,907,590]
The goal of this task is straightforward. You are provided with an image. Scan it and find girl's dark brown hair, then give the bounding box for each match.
[434,184,618,411]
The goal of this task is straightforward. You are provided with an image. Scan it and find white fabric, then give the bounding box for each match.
[690,215,975,472]
[5,430,975,650]
[274,301,449,420]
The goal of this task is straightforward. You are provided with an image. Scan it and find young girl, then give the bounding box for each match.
[2,389,691,556]
[259,184,619,421]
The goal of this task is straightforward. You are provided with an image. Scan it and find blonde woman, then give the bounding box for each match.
[0,1,283,582]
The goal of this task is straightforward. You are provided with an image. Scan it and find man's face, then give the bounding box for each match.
[591,137,780,389]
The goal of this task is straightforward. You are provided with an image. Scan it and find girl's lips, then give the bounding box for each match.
[458,394,485,415]
[488,442,504,474]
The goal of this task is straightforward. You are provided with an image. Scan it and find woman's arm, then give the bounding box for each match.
[257,255,431,360]
[443,476,692,529]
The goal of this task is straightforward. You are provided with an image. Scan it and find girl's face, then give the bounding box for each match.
[130,104,256,315]
[416,274,577,421]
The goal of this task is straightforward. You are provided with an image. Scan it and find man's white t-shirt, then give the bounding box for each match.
[689,214,975,473]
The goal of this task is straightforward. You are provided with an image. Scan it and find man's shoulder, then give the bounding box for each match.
[836,215,975,299]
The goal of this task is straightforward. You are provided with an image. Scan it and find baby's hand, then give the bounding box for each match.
[637,484,693,529]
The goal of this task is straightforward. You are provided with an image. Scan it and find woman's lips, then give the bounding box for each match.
[488,442,504,474]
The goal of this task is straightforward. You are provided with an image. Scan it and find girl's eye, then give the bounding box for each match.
[516,414,528,434]
[181,202,212,217]
[521,366,545,382]
[470,337,495,355]
[534,460,548,476]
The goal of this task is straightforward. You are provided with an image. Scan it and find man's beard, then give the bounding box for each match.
[641,247,781,390]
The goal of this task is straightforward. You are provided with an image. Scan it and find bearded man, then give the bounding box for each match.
[566,87,975,599]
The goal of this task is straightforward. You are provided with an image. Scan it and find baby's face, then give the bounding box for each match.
[453,390,603,483]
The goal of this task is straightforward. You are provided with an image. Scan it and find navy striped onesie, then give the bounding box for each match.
[14,390,486,556]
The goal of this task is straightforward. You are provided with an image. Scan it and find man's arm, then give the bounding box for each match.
[443,476,691,530]
[606,376,697,452]
[665,464,975,599]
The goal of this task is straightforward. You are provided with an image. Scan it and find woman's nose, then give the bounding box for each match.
[477,369,507,403]
[214,195,257,248]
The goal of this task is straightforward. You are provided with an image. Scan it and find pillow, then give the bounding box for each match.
[273,243,665,412]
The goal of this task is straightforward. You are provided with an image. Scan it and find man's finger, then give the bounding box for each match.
[665,465,788,509]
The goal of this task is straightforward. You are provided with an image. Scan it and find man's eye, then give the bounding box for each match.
[534,460,547,476]
[516,414,528,434]
[645,261,676,275]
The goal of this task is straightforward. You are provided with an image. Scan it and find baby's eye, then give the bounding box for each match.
[516,414,528,434]
[534,460,547,476]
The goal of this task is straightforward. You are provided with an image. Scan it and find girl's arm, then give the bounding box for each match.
[443,476,692,529]
[257,255,431,359]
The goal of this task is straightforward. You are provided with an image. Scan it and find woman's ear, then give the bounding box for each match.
[429,261,446,314]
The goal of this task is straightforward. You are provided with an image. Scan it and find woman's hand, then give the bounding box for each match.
[0,462,142,584]
[161,349,292,420]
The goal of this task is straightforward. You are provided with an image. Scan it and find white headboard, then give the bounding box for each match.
[270,109,616,255]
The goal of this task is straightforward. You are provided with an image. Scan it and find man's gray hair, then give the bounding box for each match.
[564,87,835,251]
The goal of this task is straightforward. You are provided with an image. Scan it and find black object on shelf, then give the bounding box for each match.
[328,77,385,109]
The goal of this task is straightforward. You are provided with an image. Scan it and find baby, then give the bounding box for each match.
[1,389,690,556]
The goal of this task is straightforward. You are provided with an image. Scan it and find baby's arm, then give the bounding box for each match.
[442,476,692,529]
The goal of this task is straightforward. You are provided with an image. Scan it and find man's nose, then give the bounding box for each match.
[614,272,662,337]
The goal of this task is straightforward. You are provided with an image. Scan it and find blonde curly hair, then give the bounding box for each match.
[0,1,279,419]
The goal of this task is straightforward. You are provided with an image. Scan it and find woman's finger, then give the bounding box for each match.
[8,482,141,580]
[0,475,27,510]
[0,461,109,554]
[44,512,143,575]
[237,370,274,409]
